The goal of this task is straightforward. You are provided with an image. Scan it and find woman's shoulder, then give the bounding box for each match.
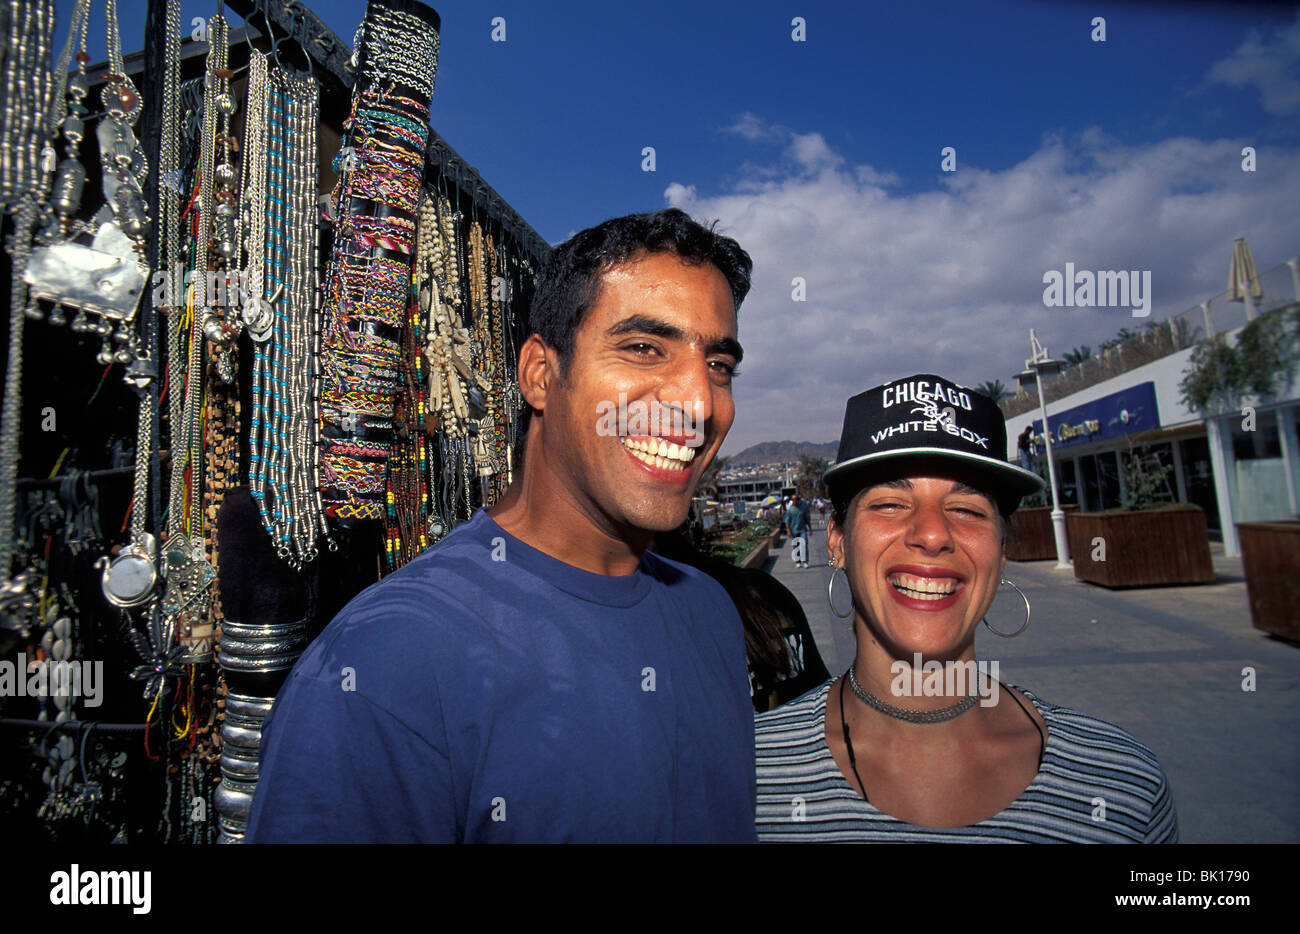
[1014,687,1179,842]
[1015,687,1166,770]
[754,679,833,735]
[1015,687,1177,811]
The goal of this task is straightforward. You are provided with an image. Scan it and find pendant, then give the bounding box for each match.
[161,535,216,662]
[23,218,149,322]
[240,284,280,341]
[504,380,524,418]
[97,532,158,608]
[0,570,39,648]
[215,348,235,384]
[426,515,446,543]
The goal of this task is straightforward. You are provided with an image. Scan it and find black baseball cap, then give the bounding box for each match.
[822,374,1045,515]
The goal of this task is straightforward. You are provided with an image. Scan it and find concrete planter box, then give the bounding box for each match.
[1065,505,1214,588]
[1006,505,1080,561]
[1237,521,1300,641]
[740,532,780,569]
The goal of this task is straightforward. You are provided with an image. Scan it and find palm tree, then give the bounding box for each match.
[974,379,1009,404]
[1100,327,1141,352]
[1063,345,1093,367]
[797,454,830,499]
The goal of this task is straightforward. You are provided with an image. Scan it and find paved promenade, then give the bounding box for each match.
[764,518,1300,843]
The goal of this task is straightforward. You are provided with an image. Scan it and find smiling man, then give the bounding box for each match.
[246,209,757,842]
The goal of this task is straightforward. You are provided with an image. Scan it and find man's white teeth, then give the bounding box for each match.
[890,574,958,599]
[622,438,695,471]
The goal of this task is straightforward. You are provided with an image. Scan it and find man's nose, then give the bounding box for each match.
[656,353,714,433]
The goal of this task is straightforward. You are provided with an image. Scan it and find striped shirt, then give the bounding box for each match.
[755,680,1178,842]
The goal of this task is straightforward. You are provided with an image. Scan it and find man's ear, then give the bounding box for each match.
[517,334,555,412]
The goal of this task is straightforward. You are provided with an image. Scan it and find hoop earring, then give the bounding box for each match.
[983,578,1030,638]
[827,564,854,619]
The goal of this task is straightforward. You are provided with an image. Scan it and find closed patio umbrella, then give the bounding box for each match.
[1229,236,1263,321]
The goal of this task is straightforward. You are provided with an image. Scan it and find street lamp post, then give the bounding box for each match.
[1020,329,1071,570]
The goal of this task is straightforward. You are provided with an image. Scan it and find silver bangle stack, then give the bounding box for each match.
[213,692,276,843]
[357,3,442,100]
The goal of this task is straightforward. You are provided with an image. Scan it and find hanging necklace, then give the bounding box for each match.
[245,52,331,567]
[160,0,188,547]
[46,0,92,242]
[96,0,160,610]
[156,0,213,662]
[163,9,232,664]
[0,0,57,582]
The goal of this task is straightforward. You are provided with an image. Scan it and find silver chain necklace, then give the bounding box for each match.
[161,0,186,541]
[245,54,331,568]
[847,664,979,724]
[0,0,56,582]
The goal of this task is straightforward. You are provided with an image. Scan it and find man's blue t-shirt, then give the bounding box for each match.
[245,510,757,842]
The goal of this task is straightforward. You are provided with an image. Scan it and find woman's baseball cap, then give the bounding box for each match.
[822,373,1045,515]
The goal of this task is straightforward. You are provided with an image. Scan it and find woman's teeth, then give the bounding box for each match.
[622,437,696,472]
[890,574,958,600]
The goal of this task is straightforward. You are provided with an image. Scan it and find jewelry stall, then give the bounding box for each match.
[0,0,548,841]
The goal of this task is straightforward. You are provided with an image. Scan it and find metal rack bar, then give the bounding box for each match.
[221,0,552,264]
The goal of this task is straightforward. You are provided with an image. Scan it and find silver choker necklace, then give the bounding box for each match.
[847,664,978,724]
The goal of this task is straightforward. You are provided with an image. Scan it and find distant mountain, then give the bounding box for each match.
[726,440,838,466]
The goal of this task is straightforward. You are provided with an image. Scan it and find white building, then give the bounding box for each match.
[1003,255,1300,557]
[716,467,796,506]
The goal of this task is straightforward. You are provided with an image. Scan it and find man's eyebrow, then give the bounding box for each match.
[606,315,684,341]
[606,315,744,364]
[709,336,744,365]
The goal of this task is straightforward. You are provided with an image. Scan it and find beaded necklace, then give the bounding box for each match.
[485,229,509,502]
[466,219,507,503]
[244,52,332,568]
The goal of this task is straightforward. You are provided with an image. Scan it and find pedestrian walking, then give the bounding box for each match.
[783,493,812,568]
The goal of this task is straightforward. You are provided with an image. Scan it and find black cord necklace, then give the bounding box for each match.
[838,670,869,801]
[837,667,1047,805]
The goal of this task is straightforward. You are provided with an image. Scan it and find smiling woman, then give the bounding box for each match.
[754,373,1179,842]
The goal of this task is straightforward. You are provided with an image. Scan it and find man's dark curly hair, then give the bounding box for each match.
[529,208,753,372]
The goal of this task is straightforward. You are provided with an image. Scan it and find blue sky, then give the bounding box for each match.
[58,0,1300,454]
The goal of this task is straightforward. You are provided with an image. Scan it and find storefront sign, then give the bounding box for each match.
[1031,381,1159,449]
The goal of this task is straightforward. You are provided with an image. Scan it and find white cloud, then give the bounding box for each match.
[666,130,1300,457]
[722,112,776,141]
[719,114,858,179]
[1207,12,1300,116]
[789,132,843,173]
